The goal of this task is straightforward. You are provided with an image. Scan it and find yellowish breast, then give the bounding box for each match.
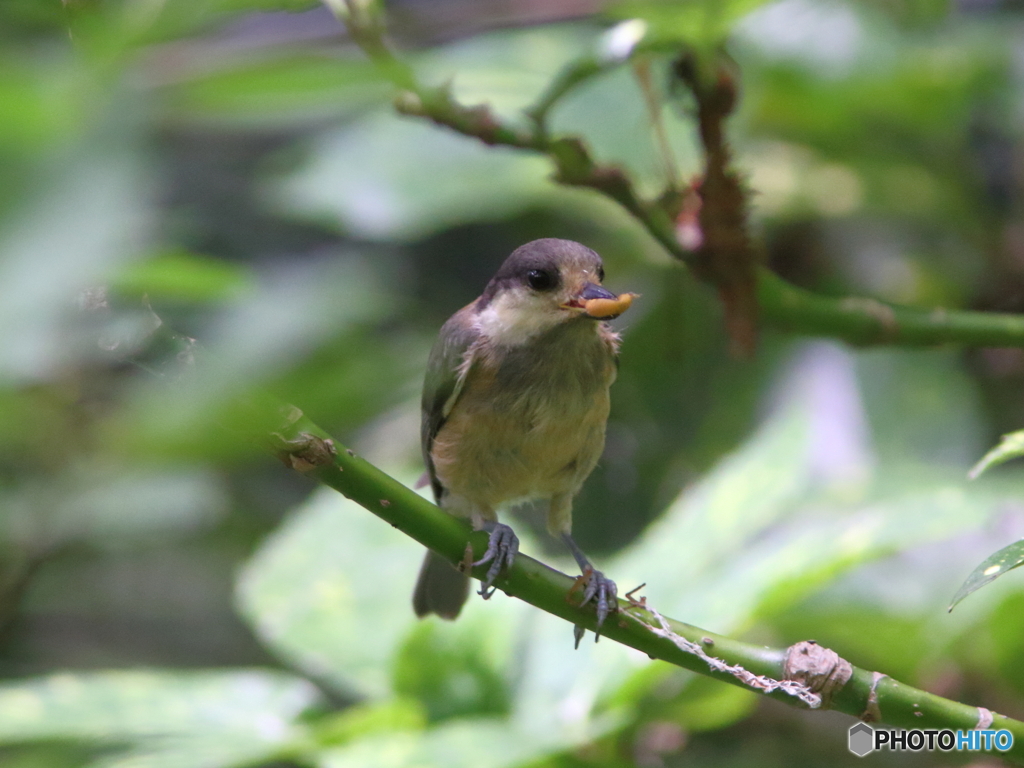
[431,321,616,510]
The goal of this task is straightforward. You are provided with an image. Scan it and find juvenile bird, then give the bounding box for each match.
[413,238,634,629]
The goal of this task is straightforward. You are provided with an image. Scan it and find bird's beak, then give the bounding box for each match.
[562,282,638,320]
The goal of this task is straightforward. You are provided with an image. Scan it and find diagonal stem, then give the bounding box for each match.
[272,417,1024,762]
[331,2,1024,349]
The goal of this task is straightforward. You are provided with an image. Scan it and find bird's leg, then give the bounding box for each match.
[561,532,618,633]
[473,519,518,599]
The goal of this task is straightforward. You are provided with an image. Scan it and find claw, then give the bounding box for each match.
[578,566,617,638]
[573,624,586,650]
[473,523,518,599]
[560,533,619,643]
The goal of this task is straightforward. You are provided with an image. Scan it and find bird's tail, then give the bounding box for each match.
[412,550,470,619]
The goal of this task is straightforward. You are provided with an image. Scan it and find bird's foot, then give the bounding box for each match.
[577,566,618,637]
[271,431,337,472]
[473,523,518,599]
[573,624,586,649]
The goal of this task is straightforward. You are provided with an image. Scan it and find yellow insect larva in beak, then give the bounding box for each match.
[583,292,638,318]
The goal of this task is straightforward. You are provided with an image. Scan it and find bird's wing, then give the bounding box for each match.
[421,304,481,502]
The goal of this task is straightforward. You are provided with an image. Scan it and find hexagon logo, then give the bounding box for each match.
[849,722,875,757]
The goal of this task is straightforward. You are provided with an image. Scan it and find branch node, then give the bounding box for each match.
[550,137,595,183]
[271,431,338,472]
[861,671,887,722]
[839,297,899,341]
[394,90,425,115]
[783,640,853,710]
[458,542,475,573]
[671,50,759,354]
[647,608,822,708]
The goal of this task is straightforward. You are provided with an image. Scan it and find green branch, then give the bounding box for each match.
[524,36,683,132]
[319,3,1024,753]
[333,1,1024,349]
[271,416,1024,761]
[758,270,1024,346]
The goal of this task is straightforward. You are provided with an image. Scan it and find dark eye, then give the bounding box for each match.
[597,267,605,282]
[526,269,557,291]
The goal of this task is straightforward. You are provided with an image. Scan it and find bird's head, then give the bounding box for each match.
[472,239,636,346]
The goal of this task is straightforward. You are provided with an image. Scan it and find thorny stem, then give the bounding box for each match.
[332,3,1024,349]
[673,50,759,355]
[633,57,680,193]
[273,420,1024,762]
[320,4,1024,755]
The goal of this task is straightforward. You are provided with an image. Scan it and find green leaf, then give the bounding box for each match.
[744,483,998,621]
[608,0,775,44]
[237,343,1014,763]
[211,0,320,13]
[949,539,1024,611]
[312,700,427,748]
[0,464,229,551]
[111,256,395,460]
[166,54,384,123]
[549,64,700,193]
[985,592,1024,698]
[236,482,619,758]
[111,251,253,303]
[770,606,928,686]
[0,669,322,768]
[968,430,1024,480]
[277,112,552,240]
[0,669,320,739]
[236,486,427,699]
[663,674,758,732]
[0,57,86,156]
[608,349,829,628]
[0,132,149,381]
[317,718,567,768]
[601,344,1008,711]
[276,26,643,239]
[393,620,512,722]
[0,742,96,768]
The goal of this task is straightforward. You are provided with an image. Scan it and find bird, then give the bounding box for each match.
[412,238,635,632]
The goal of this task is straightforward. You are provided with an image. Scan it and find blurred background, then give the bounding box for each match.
[4,0,1024,765]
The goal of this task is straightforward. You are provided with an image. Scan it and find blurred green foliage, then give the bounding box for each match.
[3,0,1024,766]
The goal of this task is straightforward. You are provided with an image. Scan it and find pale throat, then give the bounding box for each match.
[474,289,577,347]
